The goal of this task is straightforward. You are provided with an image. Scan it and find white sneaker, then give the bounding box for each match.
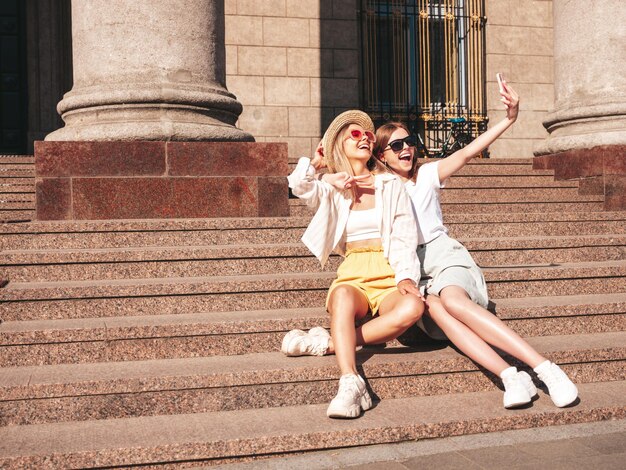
[534,361,578,407]
[501,367,532,409]
[327,374,372,419]
[281,328,329,357]
[518,371,538,398]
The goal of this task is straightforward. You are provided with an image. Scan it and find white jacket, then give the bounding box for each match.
[288,157,420,285]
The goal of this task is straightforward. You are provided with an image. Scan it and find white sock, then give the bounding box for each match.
[500,366,518,380]
[533,360,551,374]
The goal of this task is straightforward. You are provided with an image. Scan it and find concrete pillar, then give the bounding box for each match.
[534,0,626,210]
[36,0,287,221]
[535,0,626,154]
[46,0,252,141]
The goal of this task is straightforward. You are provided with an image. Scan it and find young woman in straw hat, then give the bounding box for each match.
[369,77,578,409]
[282,109,425,419]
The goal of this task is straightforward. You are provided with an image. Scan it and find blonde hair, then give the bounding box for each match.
[326,125,388,199]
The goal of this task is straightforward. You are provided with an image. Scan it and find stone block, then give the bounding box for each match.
[279,137,313,158]
[510,0,552,28]
[238,106,289,136]
[333,49,359,78]
[319,78,359,107]
[35,178,72,220]
[578,177,605,196]
[487,25,553,56]
[226,75,265,105]
[320,20,357,49]
[225,0,237,15]
[485,0,511,25]
[167,142,288,177]
[34,141,289,220]
[309,18,320,46]
[333,0,357,20]
[35,141,166,177]
[258,177,290,217]
[486,54,511,82]
[287,48,322,77]
[289,107,323,137]
[169,177,260,218]
[236,0,286,16]
[225,45,238,75]
[263,17,310,47]
[264,77,310,106]
[237,46,287,76]
[286,0,323,18]
[225,16,263,45]
[510,55,553,84]
[605,175,626,211]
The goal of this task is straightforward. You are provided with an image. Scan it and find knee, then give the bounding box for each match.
[328,285,360,317]
[439,289,468,315]
[392,296,424,328]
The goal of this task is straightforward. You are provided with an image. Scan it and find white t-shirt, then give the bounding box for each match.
[404,161,447,245]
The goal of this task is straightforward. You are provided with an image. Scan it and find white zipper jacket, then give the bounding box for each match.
[288,157,420,285]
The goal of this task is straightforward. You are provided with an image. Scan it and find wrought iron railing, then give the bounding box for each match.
[359,0,488,156]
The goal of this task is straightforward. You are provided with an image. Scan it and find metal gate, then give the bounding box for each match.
[360,0,488,155]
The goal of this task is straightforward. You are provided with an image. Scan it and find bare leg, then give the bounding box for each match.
[438,286,547,368]
[425,296,511,375]
[358,290,425,344]
[326,284,370,376]
[326,288,424,373]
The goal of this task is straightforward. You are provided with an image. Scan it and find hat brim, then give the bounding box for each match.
[322,110,375,166]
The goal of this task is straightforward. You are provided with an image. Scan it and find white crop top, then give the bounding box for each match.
[345,208,381,243]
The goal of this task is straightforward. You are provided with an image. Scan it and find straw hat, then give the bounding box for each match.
[321,110,375,164]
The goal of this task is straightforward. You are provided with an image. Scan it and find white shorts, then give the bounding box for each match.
[418,234,489,308]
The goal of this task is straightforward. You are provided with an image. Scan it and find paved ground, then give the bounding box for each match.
[217,419,625,469]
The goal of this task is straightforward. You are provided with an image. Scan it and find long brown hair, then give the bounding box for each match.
[374,121,420,180]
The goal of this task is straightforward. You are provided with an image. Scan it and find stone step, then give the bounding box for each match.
[0,331,623,426]
[2,213,624,250]
[2,381,622,468]
[0,165,35,176]
[1,293,624,367]
[444,174,578,188]
[1,260,625,321]
[0,155,34,164]
[2,235,624,282]
[0,186,35,194]
[0,210,34,223]
[289,200,605,216]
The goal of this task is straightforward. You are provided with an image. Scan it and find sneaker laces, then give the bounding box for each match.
[539,363,568,389]
[336,374,362,399]
[303,334,329,356]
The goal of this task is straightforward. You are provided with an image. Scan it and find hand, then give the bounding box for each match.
[498,77,519,121]
[322,172,372,191]
[310,140,326,171]
[397,279,425,300]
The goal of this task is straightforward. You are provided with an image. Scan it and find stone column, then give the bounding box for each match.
[36,0,288,221]
[534,0,626,210]
[46,0,252,141]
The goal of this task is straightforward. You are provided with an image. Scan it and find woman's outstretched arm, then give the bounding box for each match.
[437,77,520,183]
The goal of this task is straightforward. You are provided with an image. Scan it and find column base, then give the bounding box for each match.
[35,141,289,220]
[533,145,626,211]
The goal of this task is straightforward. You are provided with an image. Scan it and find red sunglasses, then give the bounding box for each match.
[347,128,377,143]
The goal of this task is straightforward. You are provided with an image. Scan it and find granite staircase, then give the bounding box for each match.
[0,158,624,467]
[0,155,35,222]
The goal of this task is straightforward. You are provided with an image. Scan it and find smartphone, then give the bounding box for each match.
[496,73,505,93]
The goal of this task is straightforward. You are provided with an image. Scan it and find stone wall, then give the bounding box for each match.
[225,0,555,159]
[484,0,554,158]
[224,0,359,161]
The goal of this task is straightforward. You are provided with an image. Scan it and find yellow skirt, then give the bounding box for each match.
[326,247,397,315]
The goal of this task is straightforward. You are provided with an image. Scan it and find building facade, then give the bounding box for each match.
[5,0,554,159]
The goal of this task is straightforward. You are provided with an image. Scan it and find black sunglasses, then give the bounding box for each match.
[385,135,417,153]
